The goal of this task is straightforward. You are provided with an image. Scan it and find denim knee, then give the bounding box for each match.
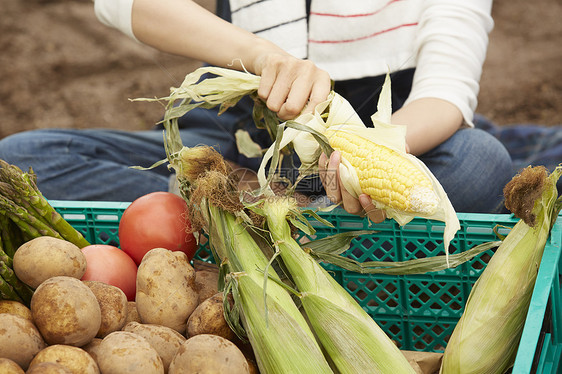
[423,128,513,214]
[0,131,39,169]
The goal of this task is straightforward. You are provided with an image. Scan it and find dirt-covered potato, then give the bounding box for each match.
[28,345,99,374]
[83,280,128,338]
[13,236,86,289]
[26,362,73,374]
[31,276,101,347]
[168,334,249,374]
[186,292,236,341]
[0,300,32,321]
[0,358,25,374]
[122,322,186,373]
[97,331,164,374]
[81,338,102,364]
[136,248,198,334]
[194,270,219,303]
[0,314,46,370]
[124,301,141,324]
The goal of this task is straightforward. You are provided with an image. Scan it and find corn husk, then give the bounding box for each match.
[200,206,335,374]
[441,165,562,374]
[165,144,333,374]
[201,200,334,373]
[257,74,459,261]
[262,196,417,374]
[227,271,334,374]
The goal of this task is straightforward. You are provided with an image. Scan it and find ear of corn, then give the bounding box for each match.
[231,272,335,374]
[164,143,334,374]
[258,73,459,260]
[262,196,417,374]
[441,165,562,374]
[209,205,312,332]
[325,128,439,215]
[205,204,334,374]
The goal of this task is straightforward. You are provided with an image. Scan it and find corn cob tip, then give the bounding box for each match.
[408,185,439,215]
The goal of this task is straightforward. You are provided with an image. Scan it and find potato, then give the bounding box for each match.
[124,301,141,324]
[83,281,128,338]
[28,345,99,374]
[0,358,24,374]
[194,270,219,303]
[0,314,45,370]
[122,322,186,373]
[0,300,32,321]
[81,338,102,364]
[168,334,250,374]
[186,292,236,341]
[97,331,164,374]
[13,236,86,289]
[136,248,198,334]
[26,362,72,374]
[31,276,101,347]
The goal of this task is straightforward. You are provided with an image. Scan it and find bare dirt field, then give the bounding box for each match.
[1,0,561,140]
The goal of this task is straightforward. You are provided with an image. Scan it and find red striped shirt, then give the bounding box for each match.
[309,23,418,44]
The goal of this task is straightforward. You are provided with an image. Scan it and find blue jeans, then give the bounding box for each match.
[0,70,515,212]
[0,104,255,202]
[0,116,512,213]
[474,113,562,192]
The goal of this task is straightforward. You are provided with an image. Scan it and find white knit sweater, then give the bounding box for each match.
[94,0,494,126]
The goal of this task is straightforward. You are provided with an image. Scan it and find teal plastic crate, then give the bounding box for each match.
[50,200,562,374]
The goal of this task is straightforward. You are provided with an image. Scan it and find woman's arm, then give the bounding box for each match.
[398,0,493,154]
[321,1,493,218]
[94,0,330,119]
[131,0,270,73]
[392,98,463,156]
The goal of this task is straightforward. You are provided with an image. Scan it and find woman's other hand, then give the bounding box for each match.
[318,150,386,223]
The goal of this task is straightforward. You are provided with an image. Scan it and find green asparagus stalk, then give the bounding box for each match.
[21,173,89,248]
[0,261,31,304]
[0,214,19,258]
[0,195,63,239]
[0,161,89,248]
[0,246,13,269]
[0,182,53,229]
[0,274,22,302]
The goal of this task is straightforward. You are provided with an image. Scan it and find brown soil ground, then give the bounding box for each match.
[1,0,561,140]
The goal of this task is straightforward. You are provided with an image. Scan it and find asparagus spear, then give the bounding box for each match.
[0,260,33,305]
[0,161,89,248]
[0,182,53,228]
[0,215,23,258]
[0,274,23,303]
[0,245,13,269]
[0,195,63,239]
[0,215,17,258]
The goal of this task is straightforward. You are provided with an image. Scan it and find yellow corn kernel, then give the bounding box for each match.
[326,129,438,215]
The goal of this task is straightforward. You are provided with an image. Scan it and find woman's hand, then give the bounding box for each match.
[318,151,386,223]
[252,52,331,120]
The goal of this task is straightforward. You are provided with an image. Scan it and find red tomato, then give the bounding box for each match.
[81,244,138,301]
[118,191,197,265]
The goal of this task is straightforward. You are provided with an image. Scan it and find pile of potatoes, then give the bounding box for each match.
[0,236,259,373]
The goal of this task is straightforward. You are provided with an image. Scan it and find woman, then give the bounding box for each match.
[0,0,513,217]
